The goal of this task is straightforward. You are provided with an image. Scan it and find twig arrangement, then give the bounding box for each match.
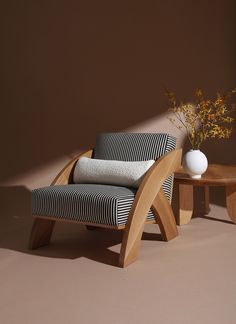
[166,88,236,149]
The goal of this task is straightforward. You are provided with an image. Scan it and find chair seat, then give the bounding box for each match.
[32,184,155,227]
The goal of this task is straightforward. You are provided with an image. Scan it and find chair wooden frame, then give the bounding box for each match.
[29,148,182,267]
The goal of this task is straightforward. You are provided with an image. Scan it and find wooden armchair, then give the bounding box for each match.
[29,133,182,267]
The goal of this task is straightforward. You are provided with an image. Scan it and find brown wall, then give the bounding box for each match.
[1,0,236,184]
[0,0,236,219]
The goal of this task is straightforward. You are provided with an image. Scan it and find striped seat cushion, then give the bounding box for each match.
[94,133,176,201]
[32,184,155,227]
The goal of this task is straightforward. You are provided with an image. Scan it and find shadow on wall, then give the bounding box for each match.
[1,0,236,184]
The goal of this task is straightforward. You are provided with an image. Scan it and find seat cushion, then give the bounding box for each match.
[32,184,155,227]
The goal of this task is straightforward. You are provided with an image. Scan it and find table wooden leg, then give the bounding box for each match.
[177,183,194,225]
[204,186,210,214]
[226,185,236,224]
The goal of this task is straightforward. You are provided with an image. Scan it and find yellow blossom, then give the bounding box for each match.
[166,88,236,149]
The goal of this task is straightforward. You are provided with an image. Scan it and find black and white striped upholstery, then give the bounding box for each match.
[94,133,176,201]
[32,184,154,227]
[32,133,176,227]
[94,133,176,162]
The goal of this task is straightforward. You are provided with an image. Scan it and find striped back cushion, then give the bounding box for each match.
[93,133,176,200]
[94,133,176,161]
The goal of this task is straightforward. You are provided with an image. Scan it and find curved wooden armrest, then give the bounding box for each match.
[51,149,93,185]
[127,147,182,228]
[137,148,182,201]
[119,148,182,267]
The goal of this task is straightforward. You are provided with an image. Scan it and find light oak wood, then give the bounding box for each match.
[29,218,55,249]
[30,147,183,267]
[175,164,236,225]
[226,185,236,223]
[31,215,158,230]
[152,189,178,241]
[177,184,193,225]
[119,149,182,268]
[51,150,93,185]
[175,164,236,186]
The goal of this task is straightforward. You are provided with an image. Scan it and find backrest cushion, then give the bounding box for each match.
[93,133,176,200]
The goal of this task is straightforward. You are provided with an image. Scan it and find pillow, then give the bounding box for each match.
[73,157,155,188]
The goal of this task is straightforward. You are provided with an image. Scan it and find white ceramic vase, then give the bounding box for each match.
[183,149,208,179]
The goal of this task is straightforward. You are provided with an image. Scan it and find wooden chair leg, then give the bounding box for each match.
[119,207,147,268]
[152,189,178,241]
[119,190,179,267]
[29,218,55,250]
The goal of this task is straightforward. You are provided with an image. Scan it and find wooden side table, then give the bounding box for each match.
[174,164,236,225]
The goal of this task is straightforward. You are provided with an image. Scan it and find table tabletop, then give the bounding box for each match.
[174,164,236,186]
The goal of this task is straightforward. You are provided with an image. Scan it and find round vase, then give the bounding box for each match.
[183,149,208,179]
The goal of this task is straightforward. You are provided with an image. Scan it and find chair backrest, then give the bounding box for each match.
[94,133,176,200]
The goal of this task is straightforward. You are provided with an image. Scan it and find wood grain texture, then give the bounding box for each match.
[175,164,236,224]
[29,218,55,249]
[152,189,178,241]
[226,185,236,224]
[119,148,182,268]
[175,164,236,186]
[30,215,158,230]
[177,184,193,225]
[51,150,93,185]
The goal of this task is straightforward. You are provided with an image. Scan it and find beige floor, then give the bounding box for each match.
[0,202,236,324]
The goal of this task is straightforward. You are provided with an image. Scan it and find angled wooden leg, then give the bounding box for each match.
[226,185,236,224]
[152,189,178,241]
[29,217,55,250]
[119,148,182,267]
[177,183,193,225]
[119,205,148,268]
